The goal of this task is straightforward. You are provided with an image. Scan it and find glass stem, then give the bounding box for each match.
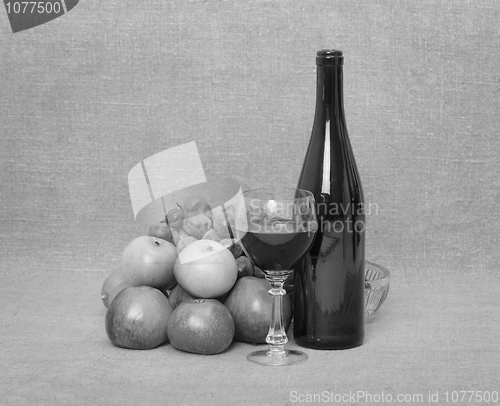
[265,273,289,357]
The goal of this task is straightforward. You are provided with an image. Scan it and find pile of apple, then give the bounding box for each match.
[101,194,293,355]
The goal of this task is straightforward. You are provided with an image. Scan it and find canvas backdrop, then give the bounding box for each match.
[1,1,500,405]
[2,1,499,278]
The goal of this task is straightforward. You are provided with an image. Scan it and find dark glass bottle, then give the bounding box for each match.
[294,49,365,350]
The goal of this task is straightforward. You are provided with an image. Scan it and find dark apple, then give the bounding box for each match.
[253,265,266,278]
[101,269,131,308]
[167,299,235,355]
[105,286,173,350]
[148,221,173,243]
[224,276,292,344]
[235,256,253,279]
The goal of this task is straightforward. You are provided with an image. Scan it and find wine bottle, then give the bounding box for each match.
[294,49,366,350]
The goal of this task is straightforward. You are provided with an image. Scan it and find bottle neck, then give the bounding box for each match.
[314,64,347,198]
[315,65,345,123]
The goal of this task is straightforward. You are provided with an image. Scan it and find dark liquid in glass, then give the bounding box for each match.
[239,224,316,271]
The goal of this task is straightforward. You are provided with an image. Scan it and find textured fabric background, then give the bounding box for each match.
[1,0,499,276]
[1,1,499,405]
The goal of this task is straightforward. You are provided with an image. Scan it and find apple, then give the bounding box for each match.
[168,283,228,310]
[224,276,293,344]
[174,239,238,298]
[105,286,173,350]
[235,256,254,279]
[167,299,235,355]
[148,222,173,243]
[253,265,266,278]
[168,283,195,310]
[101,269,131,308]
[120,236,178,290]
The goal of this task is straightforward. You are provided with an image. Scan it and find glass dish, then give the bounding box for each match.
[365,261,390,318]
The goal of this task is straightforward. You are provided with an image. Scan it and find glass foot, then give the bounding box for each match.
[247,349,308,366]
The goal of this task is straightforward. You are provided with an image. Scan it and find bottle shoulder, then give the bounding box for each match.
[298,97,364,197]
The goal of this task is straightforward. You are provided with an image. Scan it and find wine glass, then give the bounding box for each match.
[234,188,318,366]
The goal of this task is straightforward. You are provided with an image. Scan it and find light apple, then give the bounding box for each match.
[174,239,237,298]
[120,236,177,290]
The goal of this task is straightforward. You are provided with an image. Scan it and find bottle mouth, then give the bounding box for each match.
[316,49,343,66]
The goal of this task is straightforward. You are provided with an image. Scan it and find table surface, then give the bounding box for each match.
[1,266,499,406]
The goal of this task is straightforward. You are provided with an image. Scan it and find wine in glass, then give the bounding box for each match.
[234,188,318,366]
